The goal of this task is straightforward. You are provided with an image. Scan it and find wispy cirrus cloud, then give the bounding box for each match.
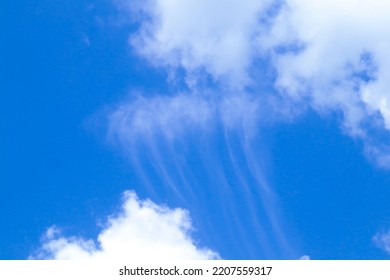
[108,92,266,143]
[32,191,218,260]
[106,92,293,258]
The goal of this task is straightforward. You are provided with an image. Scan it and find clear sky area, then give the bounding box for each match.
[2,0,390,260]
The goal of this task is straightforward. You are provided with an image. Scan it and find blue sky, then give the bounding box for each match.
[3,0,390,260]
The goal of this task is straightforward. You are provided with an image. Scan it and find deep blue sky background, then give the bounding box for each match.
[2,0,390,260]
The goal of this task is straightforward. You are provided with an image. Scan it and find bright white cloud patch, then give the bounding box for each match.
[32,191,218,260]
[263,0,390,164]
[373,230,390,255]
[130,0,272,88]
[265,0,390,124]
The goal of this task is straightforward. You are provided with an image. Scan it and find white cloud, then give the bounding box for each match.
[265,1,390,124]
[373,230,390,255]
[130,0,272,88]
[108,92,264,145]
[108,93,215,142]
[124,0,390,166]
[263,0,390,163]
[31,191,218,260]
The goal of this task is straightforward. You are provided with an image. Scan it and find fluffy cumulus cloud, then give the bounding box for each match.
[262,0,390,165]
[31,191,218,260]
[265,0,390,133]
[130,0,272,88]
[121,0,390,166]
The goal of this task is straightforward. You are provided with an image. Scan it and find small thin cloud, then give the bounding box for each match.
[373,230,390,255]
[31,191,218,260]
[108,92,264,146]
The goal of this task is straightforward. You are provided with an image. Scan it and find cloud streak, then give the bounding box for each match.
[106,90,295,258]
